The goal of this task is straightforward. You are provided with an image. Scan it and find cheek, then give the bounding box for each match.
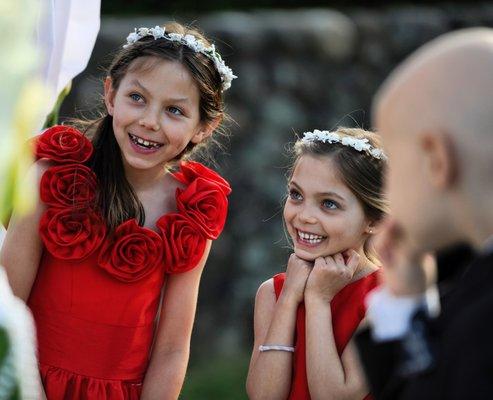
[283,201,294,227]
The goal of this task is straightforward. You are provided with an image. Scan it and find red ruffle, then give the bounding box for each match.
[98,220,163,283]
[41,364,142,400]
[40,163,97,208]
[39,207,106,261]
[37,127,231,279]
[176,177,229,240]
[35,125,93,163]
[157,213,207,274]
[173,161,232,196]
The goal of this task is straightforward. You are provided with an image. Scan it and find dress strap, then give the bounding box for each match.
[272,273,286,300]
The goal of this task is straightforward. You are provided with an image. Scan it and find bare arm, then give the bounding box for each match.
[1,161,49,301]
[304,251,369,400]
[246,254,312,400]
[305,296,368,400]
[140,240,211,400]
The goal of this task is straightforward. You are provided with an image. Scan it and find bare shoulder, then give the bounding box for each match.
[255,278,277,309]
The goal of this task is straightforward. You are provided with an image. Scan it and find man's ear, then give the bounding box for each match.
[103,77,116,116]
[190,116,222,144]
[419,130,458,190]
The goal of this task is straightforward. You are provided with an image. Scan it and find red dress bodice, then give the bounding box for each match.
[273,270,380,400]
[28,126,231,399]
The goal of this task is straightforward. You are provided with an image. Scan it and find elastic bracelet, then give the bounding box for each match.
[259,345,295,353]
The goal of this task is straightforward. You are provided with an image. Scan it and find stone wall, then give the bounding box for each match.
[61,4,493,360]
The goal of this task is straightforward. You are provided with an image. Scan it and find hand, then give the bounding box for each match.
[304,250,360,302]
[281,253,313,304]
[374,218,436,296]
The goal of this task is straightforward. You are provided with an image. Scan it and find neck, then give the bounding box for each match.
[351,246,379,282]
[123,163,167,191]
[458,190,493,249]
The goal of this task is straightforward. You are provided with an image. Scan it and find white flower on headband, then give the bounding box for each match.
[301,130,387,160]
[122,26,237,92]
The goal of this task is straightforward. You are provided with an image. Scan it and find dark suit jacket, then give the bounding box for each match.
[356,246,493,400]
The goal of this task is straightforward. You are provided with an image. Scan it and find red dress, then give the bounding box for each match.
[273,270,380,400]
[28,126,231,399]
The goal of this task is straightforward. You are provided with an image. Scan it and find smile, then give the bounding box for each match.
[128,133,164,149]
[296,229,327,245]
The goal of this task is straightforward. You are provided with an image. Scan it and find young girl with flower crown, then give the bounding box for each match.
[1,22,235,400]
[246,128,387,400]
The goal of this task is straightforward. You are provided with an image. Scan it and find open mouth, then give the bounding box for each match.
[128,133,164,150]
[296,229,327,245]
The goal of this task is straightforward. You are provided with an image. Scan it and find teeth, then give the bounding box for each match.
[130,133,163,149]
[297,230,325,244]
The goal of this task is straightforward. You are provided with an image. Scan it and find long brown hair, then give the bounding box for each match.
[77,22,228,231]
[289,127,389,262]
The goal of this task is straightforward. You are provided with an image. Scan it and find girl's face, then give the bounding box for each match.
[104,58,213,175]
[283,154,372,262]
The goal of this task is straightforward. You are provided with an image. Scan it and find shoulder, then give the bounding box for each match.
[256,278,276,300]
[253,279,277,327]
[173,161,231,196]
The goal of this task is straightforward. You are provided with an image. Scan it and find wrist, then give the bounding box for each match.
[304,290,333,305]
[278,290,303,307]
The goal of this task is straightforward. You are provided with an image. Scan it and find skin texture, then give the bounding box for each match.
[247,154,378,400]
[1,57,220,400]
[372,28,493,295]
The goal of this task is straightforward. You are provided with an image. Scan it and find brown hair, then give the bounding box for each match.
[77,22,228,231]
[289,127,389,262]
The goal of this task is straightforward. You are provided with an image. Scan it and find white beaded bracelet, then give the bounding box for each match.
[259,345,295,353]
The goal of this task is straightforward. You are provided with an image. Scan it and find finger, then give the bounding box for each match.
[345,249,360,275]
[333,252,345,266]
[314,257,326,270]
[324,255,336,268]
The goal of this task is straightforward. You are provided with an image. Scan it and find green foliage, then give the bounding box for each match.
[181,353,250,400]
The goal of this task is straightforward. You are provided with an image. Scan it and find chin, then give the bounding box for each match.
[293,247,320,262]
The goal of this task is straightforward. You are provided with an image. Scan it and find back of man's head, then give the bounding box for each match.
[374,28,493,252]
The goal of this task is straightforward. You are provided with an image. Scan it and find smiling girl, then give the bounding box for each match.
[1,23,234,399]
[246,128,388,400]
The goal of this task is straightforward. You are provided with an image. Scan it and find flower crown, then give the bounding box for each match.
[123,26,237,91]
[301,129,387,160]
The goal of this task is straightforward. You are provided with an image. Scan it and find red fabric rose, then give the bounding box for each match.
[98,220,163,282]
[173,161,232,196]
[176,178,228,240]
[40,207,106,260]
[157,213,207,274]
[35,125,93,163]
[40,164,97,208]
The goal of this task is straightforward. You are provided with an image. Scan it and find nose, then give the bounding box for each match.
[298,204,317,224]
[139,109,160,132]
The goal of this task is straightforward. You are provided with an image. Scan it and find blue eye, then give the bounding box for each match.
[168,106,183,116]
[288,189,302,201]
[130,93,144,102]
[322,199,338,210]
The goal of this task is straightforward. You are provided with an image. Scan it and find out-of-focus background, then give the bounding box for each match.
[59,1,493,398]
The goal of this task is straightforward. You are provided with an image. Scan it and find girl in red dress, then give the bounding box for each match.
[247,128,388,400]
[1,22,235,399]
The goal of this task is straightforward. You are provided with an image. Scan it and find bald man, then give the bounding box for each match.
[355,28,493,400]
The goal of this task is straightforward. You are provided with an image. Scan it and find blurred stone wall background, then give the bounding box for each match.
[60,3,493,397]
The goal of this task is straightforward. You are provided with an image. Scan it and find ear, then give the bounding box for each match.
[190,116,222,144]
[103,77,116,116]
[418,130,458,190]
[365,219,380,235]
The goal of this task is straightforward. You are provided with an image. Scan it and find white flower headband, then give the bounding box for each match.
[123,26,237,91]
[301,129,387,160]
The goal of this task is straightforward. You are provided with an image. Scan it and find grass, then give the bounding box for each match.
[180,352,250,400]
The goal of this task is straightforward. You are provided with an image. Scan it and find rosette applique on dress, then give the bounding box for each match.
[28,125,231,399]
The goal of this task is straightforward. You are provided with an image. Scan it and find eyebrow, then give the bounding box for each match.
[289,180,346,202]
[128,79,190,103]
